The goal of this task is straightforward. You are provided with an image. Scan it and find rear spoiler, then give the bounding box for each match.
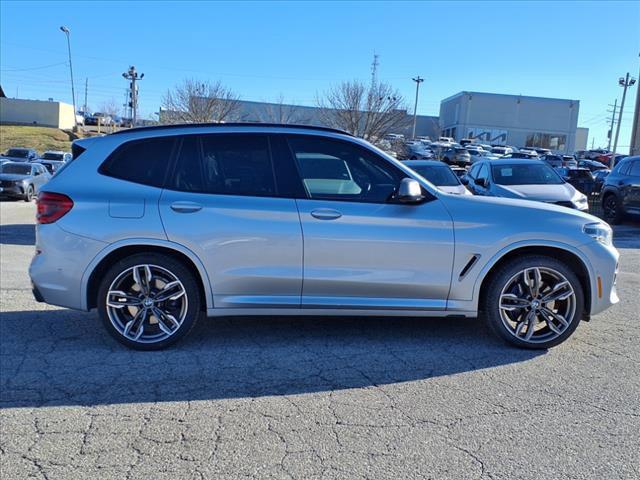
[71,136,102,160]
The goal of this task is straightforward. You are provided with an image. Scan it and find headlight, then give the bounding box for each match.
[583,222,612,246]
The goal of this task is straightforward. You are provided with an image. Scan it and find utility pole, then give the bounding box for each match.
[411,76,424,140]
[371,53,379,86]
[630,53,640,156]
[83,78,88,113]
[611,73,636,168]
[607,98,617,151]
[59,26,77,129]
[122,65,144,125]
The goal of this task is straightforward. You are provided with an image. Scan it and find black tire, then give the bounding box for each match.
[483,255,584,349]
[24,185,34,202]
[602,193,623,224]
[97,253,201,350]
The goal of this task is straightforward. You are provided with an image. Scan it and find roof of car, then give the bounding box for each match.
[111,122,352,137]
[404,160,450,167]
[481,158,545,166]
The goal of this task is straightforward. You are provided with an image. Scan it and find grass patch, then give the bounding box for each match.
[0,125,74,153]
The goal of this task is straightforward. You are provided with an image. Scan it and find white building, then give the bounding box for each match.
[439,91,580,153]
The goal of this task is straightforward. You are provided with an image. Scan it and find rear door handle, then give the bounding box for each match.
[310,208,342,220]
[170,201,202,213]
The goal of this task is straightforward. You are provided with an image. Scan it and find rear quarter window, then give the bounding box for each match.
[100,137,175,187]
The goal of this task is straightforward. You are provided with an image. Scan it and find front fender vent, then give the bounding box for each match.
[459,254,480,280]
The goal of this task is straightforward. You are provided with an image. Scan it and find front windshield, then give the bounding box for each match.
[0,164,32,175]
[42,152,63,160]
[5,149,29,158]
[492,163,564,185]
[412,165,460,187]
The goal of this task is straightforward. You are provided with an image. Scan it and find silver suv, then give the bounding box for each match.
[30,124,619,350]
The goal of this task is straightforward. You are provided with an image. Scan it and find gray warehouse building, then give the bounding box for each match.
[439,91,580,153]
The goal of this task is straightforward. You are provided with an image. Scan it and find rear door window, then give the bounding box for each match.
[168,134,277,197]
[629,160,640,176]
[100,137,175,187]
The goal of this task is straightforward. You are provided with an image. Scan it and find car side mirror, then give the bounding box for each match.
[474,177,487,187]
[397,178,424,204]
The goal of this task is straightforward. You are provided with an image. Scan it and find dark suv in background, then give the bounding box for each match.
[601,156,640,224]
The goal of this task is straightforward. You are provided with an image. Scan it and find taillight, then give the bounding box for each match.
[36,192,74,224]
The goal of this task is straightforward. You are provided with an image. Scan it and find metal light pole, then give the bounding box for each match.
[60,26,78,129]
[611,73,636,168]
[411,76,424,140]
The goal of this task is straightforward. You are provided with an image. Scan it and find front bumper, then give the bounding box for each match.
[577,239,619,316]
[0,184,25,197]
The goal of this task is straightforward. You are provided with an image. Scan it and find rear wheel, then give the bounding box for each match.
[603,193,623,224]
[483,255,584,349]
[97,253,201,350]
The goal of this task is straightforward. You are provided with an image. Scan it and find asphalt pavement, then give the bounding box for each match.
[1,200,639,479]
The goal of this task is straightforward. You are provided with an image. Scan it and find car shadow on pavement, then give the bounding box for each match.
[0,224,35,246]
[0,309,543,408]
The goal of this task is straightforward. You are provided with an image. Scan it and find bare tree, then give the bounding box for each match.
[258,94,306,124]
[317,80,410,141]
[99,98,120,118]
[160,78,241,124]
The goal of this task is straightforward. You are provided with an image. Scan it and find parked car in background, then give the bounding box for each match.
[586,149,610,160]
[401,141,433,160]
[449,165,467,179]
[597,153,626,167]
[1,147,38,162]
[441,146,471,167]
[578,159,608,172]
[556,167,596,195]
[592,169,610,193]
[464,159,588,210]
[75,112,85,126]
[39,151,72,163]
[28,123,619,351]
[437,136,455,144]
[467,147,499,163]
[540,154,564,168]
[490,146,513,157]
[518,148,539,157]
[504,151,539,159]
[85,112,113,126]
[404,160,472,195]
[530,147,552,156]
[0,162,51,201]
[120,117,134,128]
[600,156,640,223]
[562,155,577,168]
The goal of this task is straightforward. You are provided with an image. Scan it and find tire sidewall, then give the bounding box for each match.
[484,255,585,349]
[97,253,201,350]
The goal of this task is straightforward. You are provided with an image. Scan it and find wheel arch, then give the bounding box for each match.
[82,239,213,311]
[475,243,593,318]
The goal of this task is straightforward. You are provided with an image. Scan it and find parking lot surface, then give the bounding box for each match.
[1,201,639,479]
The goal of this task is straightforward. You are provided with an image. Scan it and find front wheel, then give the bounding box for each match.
[603,193,623,224]
[24,185,34,202]
[97,253,201,350]
[483,256,584,349]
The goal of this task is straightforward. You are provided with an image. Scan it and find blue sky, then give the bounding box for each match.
[1,0,639,149]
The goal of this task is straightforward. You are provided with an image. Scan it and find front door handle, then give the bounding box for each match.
[170,201,202,213]
[310,208,342,220]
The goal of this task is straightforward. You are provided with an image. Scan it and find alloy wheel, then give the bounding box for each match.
[498,267,577,344]
[105,264,188,344]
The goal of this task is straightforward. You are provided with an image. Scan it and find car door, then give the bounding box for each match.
[158,133,304,309]
[287,135,454,311]
[623,160,640,212]
[470,163,490,195]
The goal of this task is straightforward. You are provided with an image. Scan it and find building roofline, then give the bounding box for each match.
[440,91,579,105]
[111,122,352,137]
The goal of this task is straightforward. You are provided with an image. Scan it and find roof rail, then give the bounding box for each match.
[110,122,352,137]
